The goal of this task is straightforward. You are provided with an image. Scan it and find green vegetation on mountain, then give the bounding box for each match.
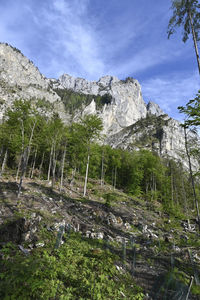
[0,98,199,213]
[55,88,112,114]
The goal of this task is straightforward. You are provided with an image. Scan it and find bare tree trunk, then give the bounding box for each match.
[0,147,3,161]
[25,121,36,177]
[17,121,36,198]
[101,150,104,186]
[184,127,200,230]
[52,144,56,189]
[0,149,8,178]
[16,120,25,182]
[114,166,117,190]
[70,167,76,186]
[30,148,37,179]
[38,152,45,179]
[47,143,53,182]
[188,10,200,75]
[60,144,66,192]
[83,150,90,197]
[17,147,28,198]
[171,173,174,208]
[186,276,194,300]
[16,155,22,182]
[112,168,114,187]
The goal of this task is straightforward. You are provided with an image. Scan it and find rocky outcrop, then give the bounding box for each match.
[50,74,148,135]
[107,114,200,169]
[147,101,165,117]
[0,43,65,120]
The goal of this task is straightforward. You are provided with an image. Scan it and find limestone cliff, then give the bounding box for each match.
[0,43,65,120]
[49,75,148,135]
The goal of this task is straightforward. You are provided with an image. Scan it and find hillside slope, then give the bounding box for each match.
[0,175,200,299]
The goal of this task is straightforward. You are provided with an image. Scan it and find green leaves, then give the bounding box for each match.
[178,90,200,127]
[0,234,143,299]
[168,0,200,41]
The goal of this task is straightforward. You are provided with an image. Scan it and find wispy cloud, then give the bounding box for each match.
[32,0,105,78]
[141,72,199,120]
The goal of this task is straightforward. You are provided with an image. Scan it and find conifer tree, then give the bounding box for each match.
[168,0,200,74]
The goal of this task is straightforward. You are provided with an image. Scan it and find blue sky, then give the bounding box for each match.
[0,0,199,120]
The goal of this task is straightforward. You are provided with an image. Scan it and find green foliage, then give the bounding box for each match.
[0,234,143,300]
[55,89,112,114]
[178,90,200,127]
[0,99,197,217]
[167,0,200,42]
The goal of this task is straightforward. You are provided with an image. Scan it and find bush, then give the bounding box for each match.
[0,233,143,299]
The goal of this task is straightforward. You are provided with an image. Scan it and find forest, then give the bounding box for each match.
[0,98,198,218]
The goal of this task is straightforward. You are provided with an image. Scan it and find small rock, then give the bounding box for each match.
[31,212,36,218]
[164,234,173,243]
[96,232,104,239]
[22,231,31,241]
[53,221,65,231]
[172,245,181,253]
[124,222,131,231]
[106,235,114,242]
[193,253,200,261]
[85,231,91,238]
[35,242,45,248]
[90,232,96,239]
[107,213,123,227]
[18,245,30,255]
[142,225,148,233]
[36,216,42,222]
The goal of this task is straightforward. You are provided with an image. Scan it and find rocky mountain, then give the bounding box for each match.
[49,74,161,135]
[0,43,198,168]
[0,43,66,120]
[50,74,199,169]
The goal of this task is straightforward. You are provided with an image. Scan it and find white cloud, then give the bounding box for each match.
[141,72,199,120]
[35,0,105,78]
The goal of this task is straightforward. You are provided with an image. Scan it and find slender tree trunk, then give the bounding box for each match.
[114,166,117,190]
[112,168,114,187]
[38,152,45,179]
[0,149,8,178]
[17,121,36,197]
[47,143,53,182]
[184,127,200,230]
[70,167,76,186]
[83,150,90,197]
[60,144,66,192]
[101,150,104,186]
[188,10,200,75]
[171,173,174,208]
[25,121,36,177]
[0,147,3,161]
[16,154,22,182]
[17,120,25,183]
[17,147,28,198]
[52,144,57,189]
[30,148,37,179]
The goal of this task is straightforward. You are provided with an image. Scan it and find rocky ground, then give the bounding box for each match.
[0,176,200,299]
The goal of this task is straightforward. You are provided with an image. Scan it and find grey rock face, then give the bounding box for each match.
[0,43,65,120]
[107,114,200,170]
[147,101,165,117]
[57,74,147,135]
